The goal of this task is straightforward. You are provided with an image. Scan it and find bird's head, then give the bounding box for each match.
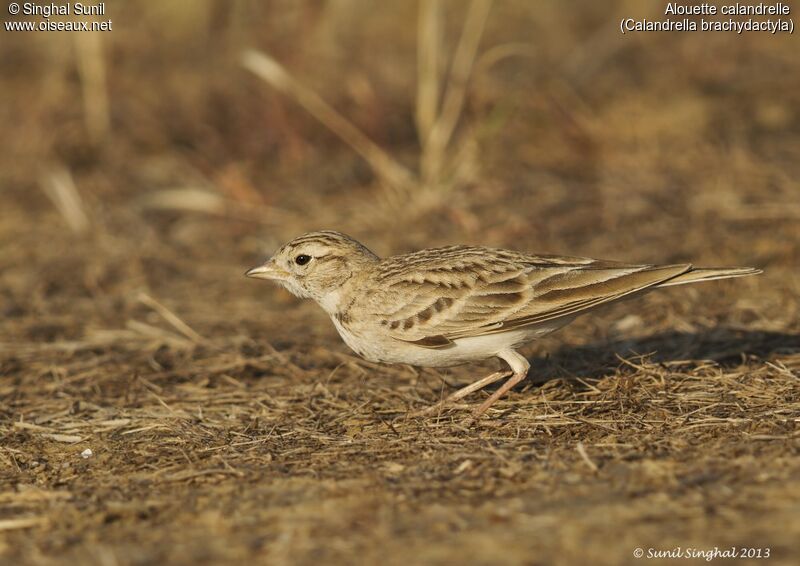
[245,230,379,306]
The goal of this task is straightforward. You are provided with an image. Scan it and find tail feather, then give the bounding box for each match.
[657,266,763,288]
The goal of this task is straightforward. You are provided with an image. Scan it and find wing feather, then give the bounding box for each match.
[442,264,691,340]
[361,246,691,347]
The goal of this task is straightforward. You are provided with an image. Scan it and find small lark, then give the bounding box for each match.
[246,231,761,417]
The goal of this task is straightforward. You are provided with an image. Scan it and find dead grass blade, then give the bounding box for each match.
[474,42,539,78]
[416,0,442,148]
[576,441,600,473]
[138,293,206,345]
[142,188,227,214]
[74,32,110,142]
[39,167,90,234]
[0,517,47,531]
[422,0,492,186]
[241,49,416,192]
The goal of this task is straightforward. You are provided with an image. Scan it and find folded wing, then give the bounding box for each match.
[367,247,694,348]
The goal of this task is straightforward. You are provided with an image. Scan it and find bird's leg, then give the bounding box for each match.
[414,370,511,416]
[472,349,531,418]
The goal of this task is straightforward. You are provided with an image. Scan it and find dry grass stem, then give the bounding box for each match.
[242,49,416,191]
[474,42,539,78]
[422,0,492,185]
[39,167,90,234]
[416,0,442,148]
[74,32,110,142]
[576,441,599,472]
[0,518,48,532]
[137,293,206,345]
[142,189,227,214]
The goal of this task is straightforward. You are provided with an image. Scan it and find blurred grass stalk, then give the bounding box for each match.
[138,292,206,345]
[39,167,90,234]
[241,50,416,192]
[242,0,492,193]
[420,0,491,187]
[416,0,441,167]
[74,32,110,143]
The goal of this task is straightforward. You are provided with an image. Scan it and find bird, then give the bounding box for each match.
[245,230,762,418]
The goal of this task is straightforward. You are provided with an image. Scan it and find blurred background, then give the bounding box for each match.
[1,0,798,338]
[1,1,799,563]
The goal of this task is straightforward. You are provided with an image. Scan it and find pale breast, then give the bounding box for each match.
[329,314,382,362]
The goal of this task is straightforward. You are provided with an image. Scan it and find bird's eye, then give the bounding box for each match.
[295,254,311,266]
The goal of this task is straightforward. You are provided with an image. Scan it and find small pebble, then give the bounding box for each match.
[81,448,93,459]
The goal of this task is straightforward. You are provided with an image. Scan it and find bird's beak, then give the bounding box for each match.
[245,260,287,280]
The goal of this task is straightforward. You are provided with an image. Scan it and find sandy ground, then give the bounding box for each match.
[1,2,799,564]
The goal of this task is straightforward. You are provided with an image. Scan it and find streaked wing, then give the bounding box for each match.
[366,246,690,346]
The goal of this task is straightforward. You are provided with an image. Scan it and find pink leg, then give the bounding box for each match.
[472,349,531,418]
[414,370,510,416]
